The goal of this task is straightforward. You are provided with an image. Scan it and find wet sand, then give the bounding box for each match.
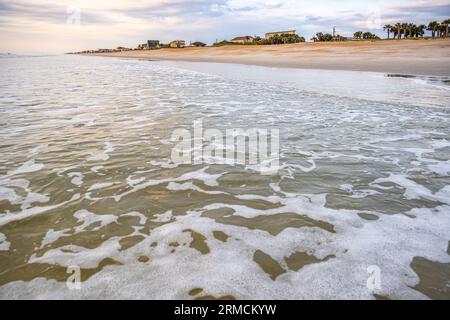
[88,39,450,76]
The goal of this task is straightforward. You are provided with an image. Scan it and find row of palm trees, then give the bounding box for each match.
[383,20,450,39]
[353,31,379,40]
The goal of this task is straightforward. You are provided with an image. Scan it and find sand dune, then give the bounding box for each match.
[89,39,450,76]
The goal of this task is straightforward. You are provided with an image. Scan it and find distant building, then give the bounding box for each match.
[170,40,186,48]
[147,40,160,48]
[191,42,207,47]
[265,30,297,40]
[116,47,131,51]
[231,36,254,44]
[136,40,160,50]
[98,49,114,53]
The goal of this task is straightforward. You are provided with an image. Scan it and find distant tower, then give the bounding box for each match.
[333,26,336,37]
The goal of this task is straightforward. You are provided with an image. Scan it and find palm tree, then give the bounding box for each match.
[440,24,445,37]
[401,23,409,39]
[428,21,439,38]
[417,24,426,37]
[436,23,442,37]
[394,23,401,39]
[443,19,450,37]
[408,23,416,38]
[383,24,392,39]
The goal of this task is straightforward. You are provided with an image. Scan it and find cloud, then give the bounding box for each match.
[0,0,448,53]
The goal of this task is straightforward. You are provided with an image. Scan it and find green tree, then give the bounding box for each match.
[394,23,402,39]
[443,19,450,37]
[354,31,363,40]
[428,21,439,38]
[416,24,426,37]
[362,32,380,40]
[316,33,333,41]
[401,23,408,39]
[383,24,392,39]
[407,23,416,38]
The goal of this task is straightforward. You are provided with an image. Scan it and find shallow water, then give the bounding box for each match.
[0,55,449,299]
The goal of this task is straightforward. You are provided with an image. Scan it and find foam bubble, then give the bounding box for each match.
[0,232,10,251]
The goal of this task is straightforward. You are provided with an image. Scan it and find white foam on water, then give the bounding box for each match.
[0,232,10,251]
[167,182,226,195]
[281,161,317,173]
[0,194,80,227]
[0,178,49,210]
[55,166,78,177]
[90,166,104,174]
[29,144,48,156]
[86,142,114,162]
[39,210,120,248]
[149,160,179,169]
[121,212,147,225]
[431,139,450,149]
[88,183,113,191]
[68,172,84,187]
[369,134,423,144]
[427,160,450,176]
[29,237,122,269]
[115,167,223,201]
[40,229,70,248]
[151,210,173,223]
[126,175,145,186]
[373,174,450,203]
[7,160,44,176]
[3,194,449,299]
[73,210,118,233]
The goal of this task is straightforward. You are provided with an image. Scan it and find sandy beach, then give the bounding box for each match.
[89,39,450,76]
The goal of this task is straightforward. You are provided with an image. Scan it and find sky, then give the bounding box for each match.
[0,0,449,53]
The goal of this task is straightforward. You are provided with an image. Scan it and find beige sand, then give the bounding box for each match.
[89,39,450,76]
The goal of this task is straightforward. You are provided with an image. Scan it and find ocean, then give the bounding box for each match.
[0,55,449,299]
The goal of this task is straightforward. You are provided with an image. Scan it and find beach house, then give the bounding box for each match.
[231,36,255,44]
[147,40,160,48]
[265,30,297,40]
[170,40,186,48]
[137,40,160,50]
[191,42,207,47]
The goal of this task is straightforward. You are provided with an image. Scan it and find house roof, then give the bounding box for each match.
[231,36,253,41]
[265,30,296,35]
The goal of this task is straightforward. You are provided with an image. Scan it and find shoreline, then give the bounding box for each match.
[84,39,450,76]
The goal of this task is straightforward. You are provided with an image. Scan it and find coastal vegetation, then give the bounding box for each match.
[214,33,305,46]
[353,31,380,40]
[382,20,450,39]
[262,33,305,44]
[311,32,352,42]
